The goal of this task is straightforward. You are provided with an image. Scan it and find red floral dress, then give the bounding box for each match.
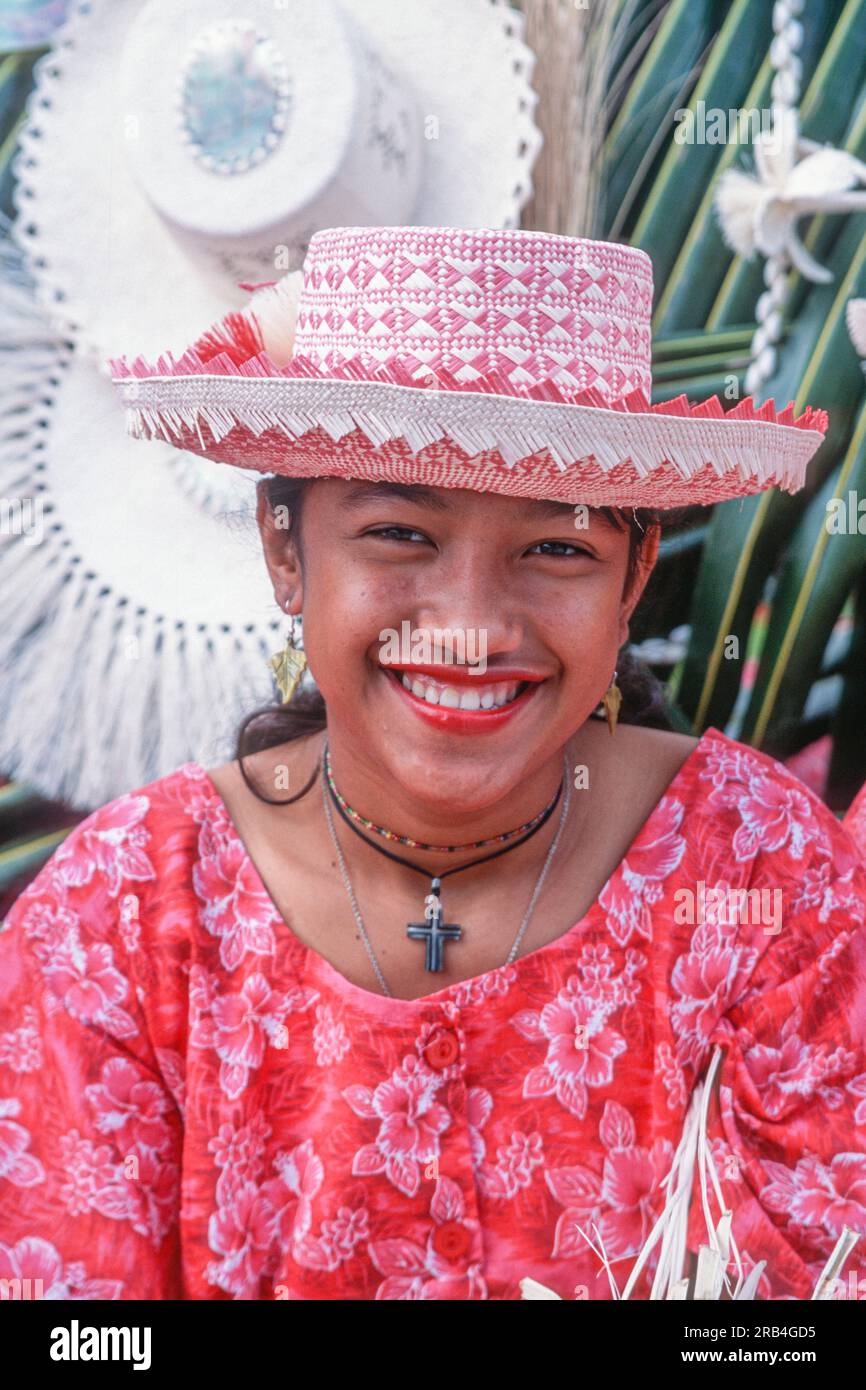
[845,781,866,863]
[1,726,866,1301]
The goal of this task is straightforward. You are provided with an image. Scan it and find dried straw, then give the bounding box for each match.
[519,1042,862,1299]
[516,0,623,237]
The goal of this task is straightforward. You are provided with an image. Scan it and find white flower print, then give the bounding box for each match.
[512,945,645,1118]
[343,1054,452,1198]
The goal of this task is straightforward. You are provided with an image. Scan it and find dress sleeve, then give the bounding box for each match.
[684,794,866,1300]
[843,781,866,863]
[0,806,182,1300]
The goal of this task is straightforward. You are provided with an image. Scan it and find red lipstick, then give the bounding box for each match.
[382,661,547,686]
[381,666,543,734]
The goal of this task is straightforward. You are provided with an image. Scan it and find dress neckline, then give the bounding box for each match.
[191,727,724,1017]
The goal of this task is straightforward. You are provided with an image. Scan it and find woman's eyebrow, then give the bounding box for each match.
[521,499,579,518]
[520,499,617,529]
[340,482,450,511]
[338,483,617,530]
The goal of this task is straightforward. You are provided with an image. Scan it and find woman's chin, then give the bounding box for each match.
[333,667,562,815]
[323,662,577,814]
[369,767,530,824]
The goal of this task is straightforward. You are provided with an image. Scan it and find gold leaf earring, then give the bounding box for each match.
[602,668,621,735]
[269,604,307,704]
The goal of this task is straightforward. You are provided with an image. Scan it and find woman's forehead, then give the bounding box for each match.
[324,480,626,530]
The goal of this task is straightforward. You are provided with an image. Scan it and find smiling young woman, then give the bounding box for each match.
[2,226,865,1303]
[209,475,692,1006]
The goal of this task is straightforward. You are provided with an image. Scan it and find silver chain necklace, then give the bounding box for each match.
[321,752,572,998]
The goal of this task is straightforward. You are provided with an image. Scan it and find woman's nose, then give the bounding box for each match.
[411,556,525,656]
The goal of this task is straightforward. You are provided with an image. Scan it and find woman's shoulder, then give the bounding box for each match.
[2,759,219,940]
[0,762,219,1142]
[610,722,700,780]
[693,724,854,828]
[611,721,865,882]
[622,722,856,832]
[64,758,218,872]
[676,726,866,915]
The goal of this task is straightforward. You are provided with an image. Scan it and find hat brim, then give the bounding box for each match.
[113,372,828,510]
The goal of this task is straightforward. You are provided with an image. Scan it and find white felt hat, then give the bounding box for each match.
[1,0,541,809]
[13,0,542,361]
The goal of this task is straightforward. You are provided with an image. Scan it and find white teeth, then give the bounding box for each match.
[393,669,528,710]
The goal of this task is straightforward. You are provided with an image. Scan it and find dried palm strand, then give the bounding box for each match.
[516,0,621,237]
[520,1044,861,1300]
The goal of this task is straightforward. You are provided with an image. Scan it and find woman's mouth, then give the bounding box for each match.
[397,671,527,710]
[381,664,544,732]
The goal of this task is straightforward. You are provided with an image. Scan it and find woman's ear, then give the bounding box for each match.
[256,480,304,614]
[617,521,660,647]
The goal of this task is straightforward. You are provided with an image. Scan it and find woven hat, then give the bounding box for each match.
[110,224,829,509]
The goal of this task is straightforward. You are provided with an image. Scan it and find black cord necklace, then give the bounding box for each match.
[322,742,566,972]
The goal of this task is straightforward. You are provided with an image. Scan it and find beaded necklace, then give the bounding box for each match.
[323,740,561,854]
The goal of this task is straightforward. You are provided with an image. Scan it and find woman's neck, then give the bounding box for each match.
[316,722,597,878]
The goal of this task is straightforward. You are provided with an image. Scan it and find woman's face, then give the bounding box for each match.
[258,479,658,816]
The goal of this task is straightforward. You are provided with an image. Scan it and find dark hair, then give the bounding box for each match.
[235,475,675,803]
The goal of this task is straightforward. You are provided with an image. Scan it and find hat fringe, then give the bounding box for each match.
[0,216,282,809]
[117,369,823,507]
[110,345,827,436]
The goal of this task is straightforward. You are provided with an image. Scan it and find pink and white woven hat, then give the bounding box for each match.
[110,225,829,509]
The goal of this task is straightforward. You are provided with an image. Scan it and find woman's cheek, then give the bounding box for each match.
[543,585,622,670]
[299,581,384,701]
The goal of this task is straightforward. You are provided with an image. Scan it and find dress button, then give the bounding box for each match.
[424,1029,460,1069]
[432,1220,472,1260]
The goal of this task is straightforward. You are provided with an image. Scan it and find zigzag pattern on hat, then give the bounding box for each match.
[292,225,654,400]
[111,345,827,435]
[114,371,826,510]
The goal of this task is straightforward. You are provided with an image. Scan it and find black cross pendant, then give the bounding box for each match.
[407,881,462,972]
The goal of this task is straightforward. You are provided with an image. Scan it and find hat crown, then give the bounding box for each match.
[292,225,654,401]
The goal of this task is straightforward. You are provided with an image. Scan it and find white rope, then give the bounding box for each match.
[714,0,866,395]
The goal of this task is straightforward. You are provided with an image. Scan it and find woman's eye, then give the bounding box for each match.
[364,525,430,543]
[527,540,590,557]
